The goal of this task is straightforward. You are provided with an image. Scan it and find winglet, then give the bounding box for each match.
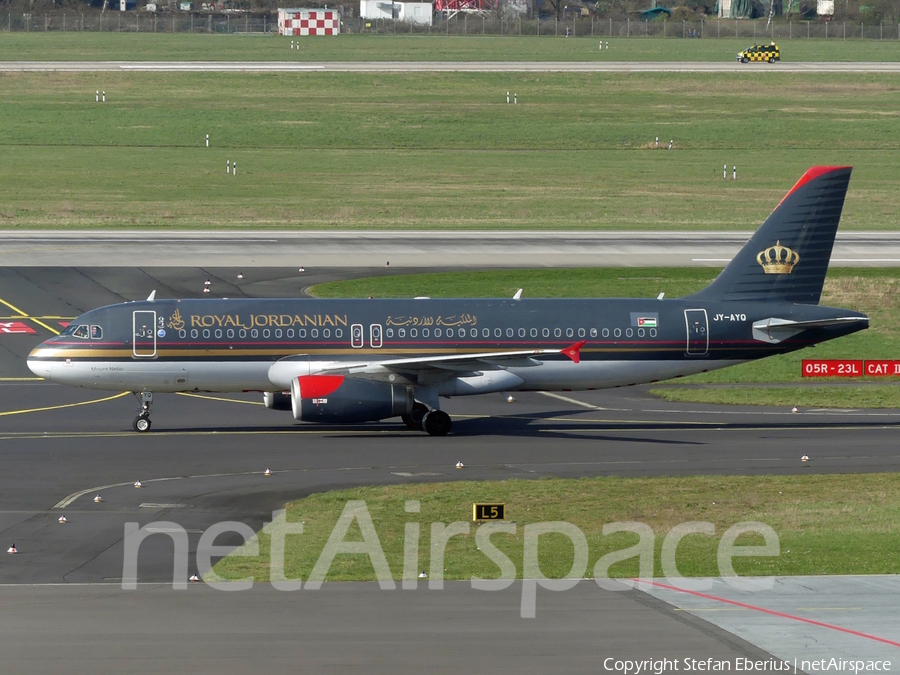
[146,290,156,302]
[560,340,587,364]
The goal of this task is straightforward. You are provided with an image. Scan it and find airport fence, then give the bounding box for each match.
[3,12,900,39]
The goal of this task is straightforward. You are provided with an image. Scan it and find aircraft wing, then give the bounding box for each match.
[316,341,586,385]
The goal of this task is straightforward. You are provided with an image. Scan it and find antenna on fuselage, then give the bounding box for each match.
[657,292,665,300]
[146,290,156,302]
[513,289,523,300]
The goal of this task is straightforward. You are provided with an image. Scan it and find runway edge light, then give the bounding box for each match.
[473,503,505,522]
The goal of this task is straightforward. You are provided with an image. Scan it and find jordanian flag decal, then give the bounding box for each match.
[630,312,659,328]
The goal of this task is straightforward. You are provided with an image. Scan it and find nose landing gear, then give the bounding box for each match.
[132,391,153,433]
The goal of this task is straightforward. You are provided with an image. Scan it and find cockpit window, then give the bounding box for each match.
[60,324,76,336]
[91,325,103,339]
[72,325,90,339]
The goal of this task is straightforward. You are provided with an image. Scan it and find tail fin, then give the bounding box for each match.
[688,166,852,304]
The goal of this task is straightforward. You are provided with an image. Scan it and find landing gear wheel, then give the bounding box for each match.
[423,410,452,437]
[768,56,776,63]
[741,56,749,63]
[133,415,151,433]
[402,403,429,430]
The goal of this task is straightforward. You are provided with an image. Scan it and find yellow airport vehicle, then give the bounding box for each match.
[736,43,780,63]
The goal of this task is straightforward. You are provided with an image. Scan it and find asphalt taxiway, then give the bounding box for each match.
[2,266,899,672]
[4,61,900,73]
[4,231,900,268]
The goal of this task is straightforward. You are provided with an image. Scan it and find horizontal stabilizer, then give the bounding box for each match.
[752,316,868,343]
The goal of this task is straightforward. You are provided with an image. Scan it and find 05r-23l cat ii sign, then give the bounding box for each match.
[28,167,868,436]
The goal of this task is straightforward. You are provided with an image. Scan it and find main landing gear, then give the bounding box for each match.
[401,402,429,430]
[132,391,153,433]
[401,402,452,436]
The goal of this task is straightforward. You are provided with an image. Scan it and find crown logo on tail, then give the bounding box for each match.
[756,240,800,275]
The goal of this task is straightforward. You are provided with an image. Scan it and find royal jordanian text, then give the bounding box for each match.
[188,313,349,329]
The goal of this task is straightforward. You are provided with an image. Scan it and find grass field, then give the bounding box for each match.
[212,474,900,582]
[2,70,899,229]
[311,267,900,407]
[2,33,900,62]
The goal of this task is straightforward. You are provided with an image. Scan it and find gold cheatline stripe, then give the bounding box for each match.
[0,297,61,336]
[0,391,129,417]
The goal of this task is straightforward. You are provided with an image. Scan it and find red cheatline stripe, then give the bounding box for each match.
[631,578,900,648]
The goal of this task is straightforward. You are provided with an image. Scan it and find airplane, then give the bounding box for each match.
[28,166,868,436]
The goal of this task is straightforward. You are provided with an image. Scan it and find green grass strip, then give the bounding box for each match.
[213,474,900,582]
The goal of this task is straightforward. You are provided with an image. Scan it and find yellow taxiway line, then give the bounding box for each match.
[0,391,129,417]
[175,392,264,406]
[0,296,61,335]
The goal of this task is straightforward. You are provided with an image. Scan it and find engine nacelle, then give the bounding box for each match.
[290,375,412,423]
[263,392,291,411]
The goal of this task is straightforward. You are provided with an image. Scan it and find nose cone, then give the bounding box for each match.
[27,342,55,380]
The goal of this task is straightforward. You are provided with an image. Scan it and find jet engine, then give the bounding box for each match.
[290,375,412,423]
[263,392,291,411]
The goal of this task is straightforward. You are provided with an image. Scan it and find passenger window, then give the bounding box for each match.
[322,329,329,338]
[650,328,658,338]
[299,328,307,339]
[638,328,645,338]
[506,328,513,338]
[626,328,633,338]
[410,328,417,338]
[494,328,502,338]
[191,329,199,339]
[203,329,211,339]
[471,328,477,338]
[566,328,574,338]
[335,328,342,339]
[422,328,429,338]
[263,329,270,339]
[91,325,103,339]
[542,328,550,338]
[179,330,186,339]
[531,328,538,338]
[614,328,621,338]
[554,328,561,338]
[72,325,90,339]
[311,329,319,339]
[590,328,597,338]
[518,328,525,338]
[215,329,223,339]
[578,328,585,338]
[483,328,490,338]
[399,328,406,338]
[386,328,394,338]
[434,328,441,338]
[276,329,284,338]
[227,329,235,339]
[602,328,609,338]
[251,329,258,338]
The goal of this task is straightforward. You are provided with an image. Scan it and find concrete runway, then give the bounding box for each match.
[3,266,899,672]
[4,231,900,268]
[3,60,900,73]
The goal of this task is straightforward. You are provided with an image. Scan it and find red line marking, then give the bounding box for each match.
[631,578,900,649]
